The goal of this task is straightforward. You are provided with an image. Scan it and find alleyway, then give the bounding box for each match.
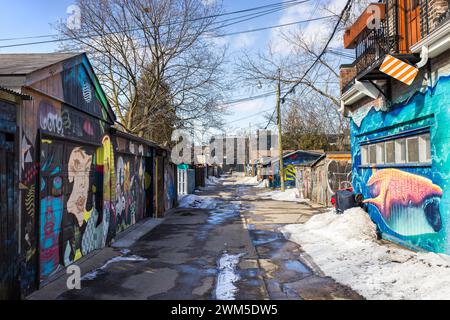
[37,175,362,300]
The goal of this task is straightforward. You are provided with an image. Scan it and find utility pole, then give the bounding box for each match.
[276,68,285,192]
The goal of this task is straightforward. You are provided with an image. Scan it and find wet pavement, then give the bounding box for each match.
[50,175,362,300]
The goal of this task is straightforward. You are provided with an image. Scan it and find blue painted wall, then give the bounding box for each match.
[351,75,450,253]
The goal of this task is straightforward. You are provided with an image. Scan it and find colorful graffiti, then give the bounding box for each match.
[39,141,64,278]
[283,164,296,184]
[165,164,176,210]
[364,169,443,236]
[351,70,450,253]
[1,53,172,295]
[326,160,352,193]
[67,147,93,227]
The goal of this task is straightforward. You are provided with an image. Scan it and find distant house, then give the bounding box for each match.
[295,152,352,206]
[270,150,324,188]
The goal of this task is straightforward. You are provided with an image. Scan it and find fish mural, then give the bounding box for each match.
[350,72,450,253]
[364,169,443,236]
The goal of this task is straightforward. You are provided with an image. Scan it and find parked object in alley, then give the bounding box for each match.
[334,190,356,214]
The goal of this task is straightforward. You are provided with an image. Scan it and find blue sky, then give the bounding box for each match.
[0,0,349,136]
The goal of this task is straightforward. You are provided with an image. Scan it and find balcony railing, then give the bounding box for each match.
[354,25,398,75]
[341,0,450,95]
[341,23,398,94]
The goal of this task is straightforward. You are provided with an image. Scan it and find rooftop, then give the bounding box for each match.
[0,53,80,75]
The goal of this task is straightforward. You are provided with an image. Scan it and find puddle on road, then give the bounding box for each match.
[197,202,241,241]
[284,260,311,273]
[215,252,245,300]
[250,229,283,246]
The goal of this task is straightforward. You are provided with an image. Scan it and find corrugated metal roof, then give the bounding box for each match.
[0,85,32,99]
[0,53,80,75]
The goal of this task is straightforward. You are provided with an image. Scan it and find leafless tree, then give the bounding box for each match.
[57,0,229,144]
[236,1,370,151]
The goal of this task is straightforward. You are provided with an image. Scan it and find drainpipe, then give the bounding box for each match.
[415,46,429,69]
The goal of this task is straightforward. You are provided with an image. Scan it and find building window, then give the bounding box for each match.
[361,132,431,166]
[385,141,395,164]
[376,143,385,164]
[369,144,377,164]
[361,145,368,165]
[395,139,407,163]
[419,133,431,163]
[407,137,419,163]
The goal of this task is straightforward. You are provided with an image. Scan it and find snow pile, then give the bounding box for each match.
[256,179,269,189]
[82,253,147,281]
[178,194,220,209]
[259,188,307,203]
[236,176,258,185]
[206,176,222,186]
[282,207,450,300]
[215,252,245,300]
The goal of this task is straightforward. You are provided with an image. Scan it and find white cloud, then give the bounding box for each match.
[201,0,217,6]
[227,99,265,112]
[231,33,257,50]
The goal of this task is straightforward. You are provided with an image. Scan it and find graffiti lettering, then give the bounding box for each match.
[40,112,63,134]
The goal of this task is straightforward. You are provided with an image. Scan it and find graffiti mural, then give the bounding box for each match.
[39,140,64,278]
[114,152,146,233]
[164,164,176,210]
[1,53,173,295]
[283,165,296,185]
[351,70,450,253]
[38,100,63,135]
[327,160,352,193]
[364,169,443,236]
[67,147,93,227]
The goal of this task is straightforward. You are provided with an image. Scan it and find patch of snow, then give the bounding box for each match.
[178,194,220,209]
[236,176,259,185]
[282,207,450,300]
[215,252,245,300]
[82,254,148,281]
[206,176,222,186]
[259,188,308,203]
[256,179,269,188]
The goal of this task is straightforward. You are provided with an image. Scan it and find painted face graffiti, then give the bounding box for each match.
[364,169,443,236]
[67,147,93,226]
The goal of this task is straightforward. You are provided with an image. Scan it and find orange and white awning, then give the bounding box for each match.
[380,55,419,85]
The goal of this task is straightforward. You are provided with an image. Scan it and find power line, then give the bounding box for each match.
[224,107,276,125]
[214,15,334,38]
[220,80,341,107]
[0,0,307,42]
[0,14,333,50]
[280,0,354,102]
[0,0,311,49]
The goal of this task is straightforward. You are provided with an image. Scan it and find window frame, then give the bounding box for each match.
[359,130,431,168]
